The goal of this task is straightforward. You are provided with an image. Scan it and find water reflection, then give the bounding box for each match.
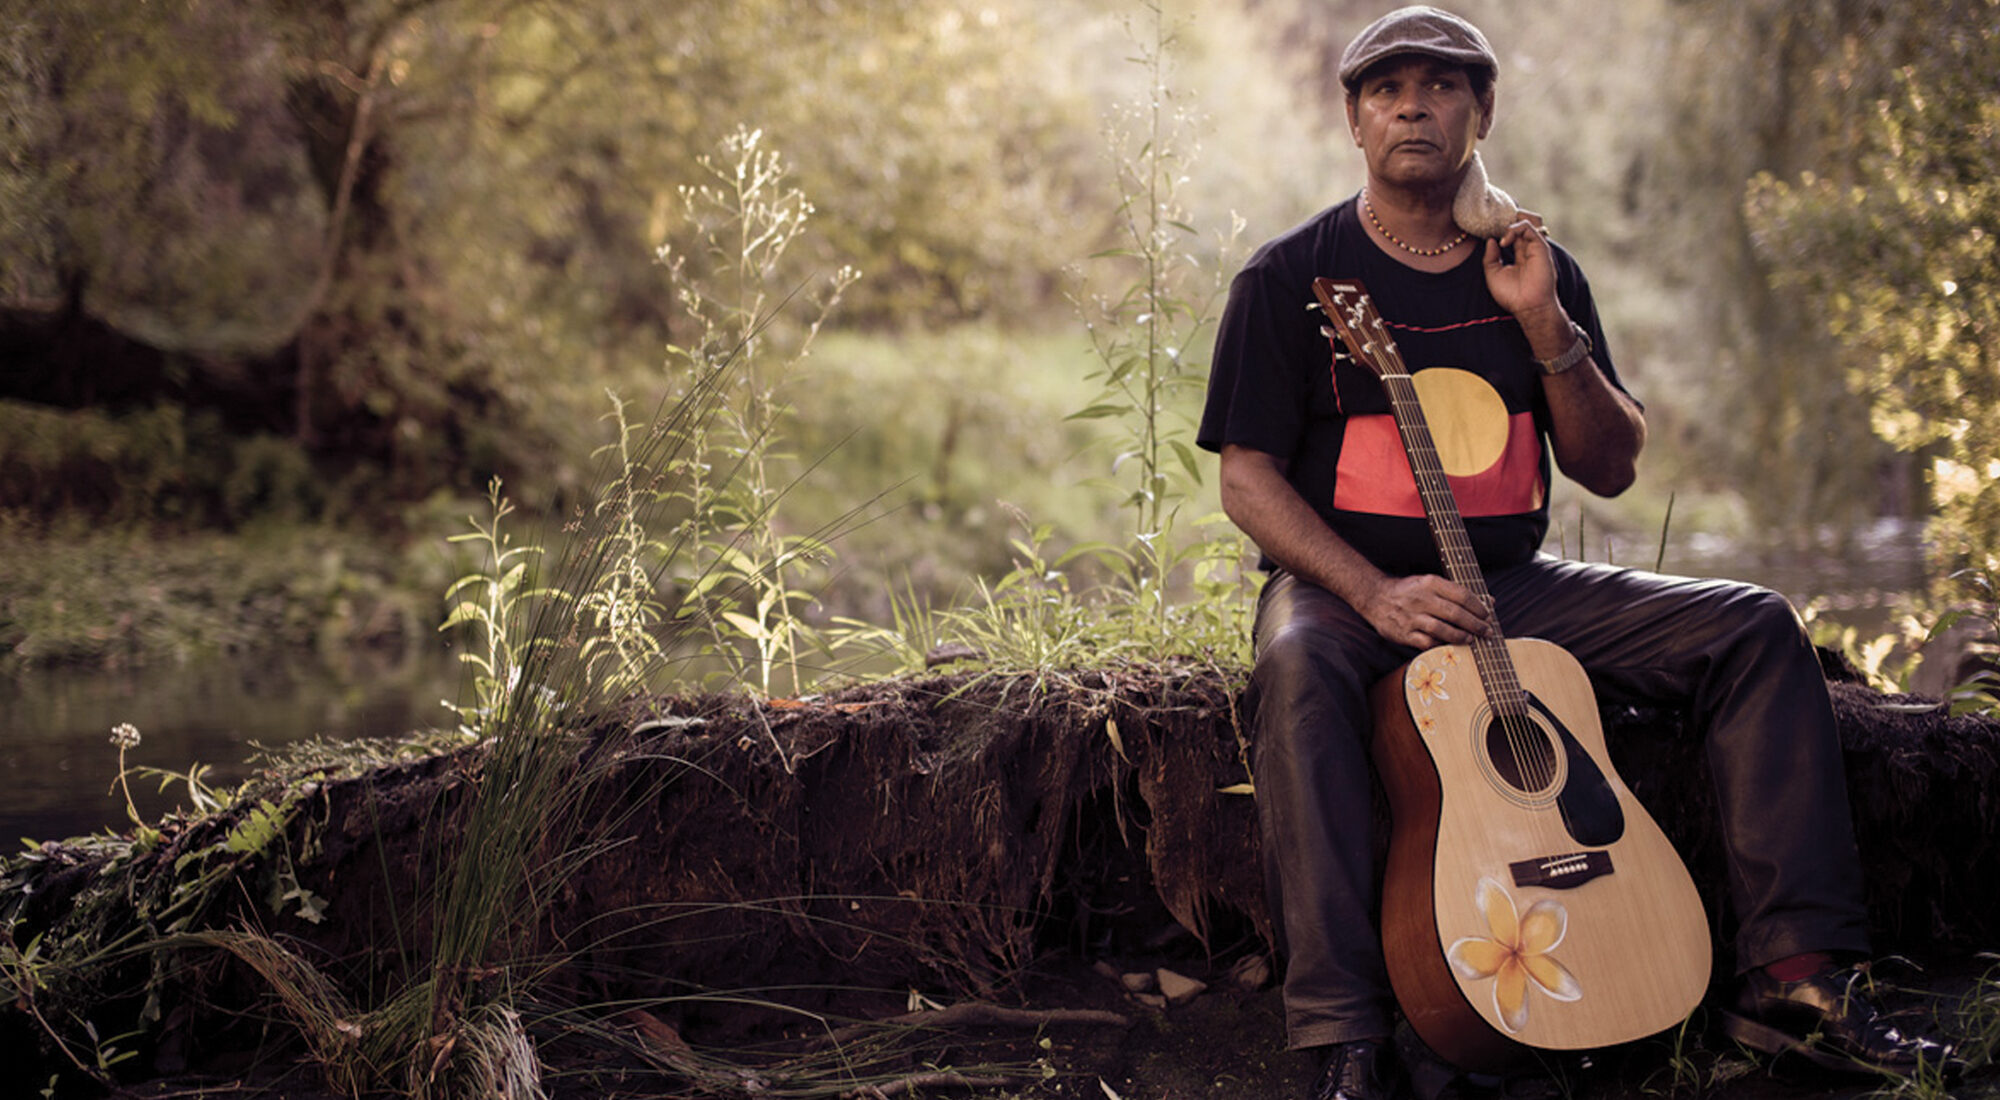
[1,646,463,844]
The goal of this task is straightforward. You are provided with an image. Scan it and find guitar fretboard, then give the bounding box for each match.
[1314,277,1530,717]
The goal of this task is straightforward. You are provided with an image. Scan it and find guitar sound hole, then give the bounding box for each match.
[1483,713,1558,795]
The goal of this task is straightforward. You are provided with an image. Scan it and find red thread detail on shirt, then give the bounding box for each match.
[1323,332,1347,415]
[1383,314,1515,335]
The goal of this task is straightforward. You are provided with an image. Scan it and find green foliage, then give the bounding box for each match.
[656,125,862,696]
[572,394,674,699]
[1,0,1131,522]
[945,513,1129,677]
[1069,3,1244,590]
[0,400,325,528]
[0,743,343,1088]
[1059,4,1255,667]
[786,324,1116,604]
[829,7,1260,684]
[834,8,1261,687]
[0,514,433,671]
[1949,954,2000,1083]
[439,479,559,738]
[1743,2,2000,583]
[403,309,846,1093]
[1926,569,2000,721]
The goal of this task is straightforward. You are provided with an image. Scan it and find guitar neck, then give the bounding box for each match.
[1378,369,1531,708]
[1376,370,1490,602]
[1313,277,1528,713]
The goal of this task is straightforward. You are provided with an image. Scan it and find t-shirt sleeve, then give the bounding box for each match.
[1199,258,1314,458]
[1553,248,1641,409]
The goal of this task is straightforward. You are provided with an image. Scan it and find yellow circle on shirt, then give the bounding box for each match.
[1412,368,1508,477]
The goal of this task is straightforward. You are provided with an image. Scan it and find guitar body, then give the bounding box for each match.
[1372,639,1712,1072]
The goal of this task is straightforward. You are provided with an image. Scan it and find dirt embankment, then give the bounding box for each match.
[5,660,1999,1097]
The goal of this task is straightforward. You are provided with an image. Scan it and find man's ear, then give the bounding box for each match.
[1477,86,1497,140]
[1345,94,1361,145]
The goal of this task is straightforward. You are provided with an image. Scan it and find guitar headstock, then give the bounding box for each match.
[1312,277,1406,380]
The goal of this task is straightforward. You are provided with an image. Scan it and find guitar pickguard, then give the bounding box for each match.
[1509,693,1625,848]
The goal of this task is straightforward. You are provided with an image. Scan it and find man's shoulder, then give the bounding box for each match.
[1240,199,1358,278]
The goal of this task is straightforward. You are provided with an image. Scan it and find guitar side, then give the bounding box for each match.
[1373,638,1712,1071]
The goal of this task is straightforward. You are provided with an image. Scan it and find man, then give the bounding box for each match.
[1197,7,1954,1099]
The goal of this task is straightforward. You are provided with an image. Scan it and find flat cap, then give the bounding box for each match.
[1337,6,1497,90]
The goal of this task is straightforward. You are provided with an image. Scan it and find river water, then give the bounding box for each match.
[1,646,464,845]
[1,520,1934,846]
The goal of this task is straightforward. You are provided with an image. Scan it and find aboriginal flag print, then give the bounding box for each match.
[1332,366,1545,518]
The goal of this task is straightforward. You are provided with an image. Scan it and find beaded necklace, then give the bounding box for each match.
[1362,189,1469,257]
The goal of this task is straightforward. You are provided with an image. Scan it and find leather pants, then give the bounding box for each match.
[1247,555,1871,1050]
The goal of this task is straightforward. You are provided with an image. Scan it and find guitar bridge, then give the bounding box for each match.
[1510,850,1613,890]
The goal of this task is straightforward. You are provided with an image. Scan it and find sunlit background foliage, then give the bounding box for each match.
[2,0,1996,624]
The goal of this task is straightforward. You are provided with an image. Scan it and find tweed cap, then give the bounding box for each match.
[1337,6,1497,90]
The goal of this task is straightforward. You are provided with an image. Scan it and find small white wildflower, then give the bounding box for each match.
[109,723,142,750]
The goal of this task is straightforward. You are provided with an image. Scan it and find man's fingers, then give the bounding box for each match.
[1408,580,1495,641]
[1368,575,1499,647]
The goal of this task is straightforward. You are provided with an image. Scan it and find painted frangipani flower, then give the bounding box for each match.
[1446,877,1581,1033]
[1409,663,1450,705]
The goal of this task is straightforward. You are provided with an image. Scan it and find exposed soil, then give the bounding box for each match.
[110,944,1999,1099]
[10,660,2000,1098]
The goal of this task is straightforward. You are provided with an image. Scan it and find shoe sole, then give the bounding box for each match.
[1718,1009,1907,1079]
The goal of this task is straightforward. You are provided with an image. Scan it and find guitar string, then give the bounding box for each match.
[1391,377,1565,856]
[1341,296,1566,855]
[1382,367,1562,813]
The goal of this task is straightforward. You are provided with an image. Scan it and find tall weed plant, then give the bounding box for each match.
[128,340,758,1099]
[405,393,724,1098]
[351,126,875,1096]
[201,213,802,1095]
[657,124,861,697]
[1064,3,1252,665]
[850,4,1259,681]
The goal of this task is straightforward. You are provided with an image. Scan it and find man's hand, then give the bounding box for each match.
[1355,572,1497,650]
[1481,216,1561,330]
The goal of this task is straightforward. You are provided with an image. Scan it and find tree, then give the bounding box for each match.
[1744,0,2000,586]
[0,0,1123,516]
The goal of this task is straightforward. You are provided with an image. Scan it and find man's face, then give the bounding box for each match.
[1345,56,1493,195]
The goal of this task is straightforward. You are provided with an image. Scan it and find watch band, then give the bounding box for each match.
[1535,321,1592,376]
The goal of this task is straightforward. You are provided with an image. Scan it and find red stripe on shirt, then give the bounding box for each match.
[1332,410,1545,517]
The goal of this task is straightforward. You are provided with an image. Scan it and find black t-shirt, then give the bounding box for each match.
[1197,195,1632,577]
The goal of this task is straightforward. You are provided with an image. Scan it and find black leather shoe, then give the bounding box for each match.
[1309,1038,1408,1100]
[1720,963,1961,1079]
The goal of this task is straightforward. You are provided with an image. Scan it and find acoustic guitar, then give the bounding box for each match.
[1312,277,1711,1071]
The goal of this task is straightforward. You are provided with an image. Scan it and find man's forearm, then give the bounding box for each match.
[1541,357,1646,496]
[1516,305,1646,496]
[1219,443,1499,648]
[1218,444,1388,606]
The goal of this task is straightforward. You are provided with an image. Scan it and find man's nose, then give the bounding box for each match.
[1395,92,1429,120]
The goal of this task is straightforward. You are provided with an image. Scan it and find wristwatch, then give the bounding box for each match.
[1535,321,1592,376]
